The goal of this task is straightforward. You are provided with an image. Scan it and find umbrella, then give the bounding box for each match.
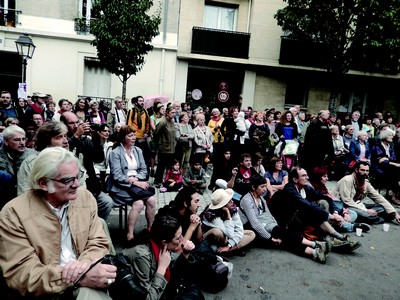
[144,94,169,109]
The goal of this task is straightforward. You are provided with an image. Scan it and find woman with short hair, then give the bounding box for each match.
[109,125,156,241]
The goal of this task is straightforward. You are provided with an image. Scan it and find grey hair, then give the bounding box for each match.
[89,99,99,106]
[29,147,79,190]
[2,125,25,141]
[356,130,368,139]
[114,122,124,131]
[211,108,220,114]
[330,125,339,131]
[379,128,395,141]
[114,96,122,103]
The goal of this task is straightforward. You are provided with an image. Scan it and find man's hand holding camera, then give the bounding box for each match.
[62,259,117,288]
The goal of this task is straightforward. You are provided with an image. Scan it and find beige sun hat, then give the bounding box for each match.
[209,188,234,210]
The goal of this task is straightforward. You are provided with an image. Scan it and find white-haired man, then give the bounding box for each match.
[0,147,116,299]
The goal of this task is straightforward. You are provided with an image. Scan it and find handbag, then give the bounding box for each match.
[282,140,299,156]
[127,184,155,201]
[103,175,113,193]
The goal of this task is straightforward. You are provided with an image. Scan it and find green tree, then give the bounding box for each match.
[275,0,400,113]
[90,0,161,100]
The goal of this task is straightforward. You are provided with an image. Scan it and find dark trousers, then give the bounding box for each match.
[155,153,174,184]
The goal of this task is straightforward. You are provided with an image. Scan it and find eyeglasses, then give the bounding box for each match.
[48,170,85,186]
[101,130,110,132]
[12,137,27,142]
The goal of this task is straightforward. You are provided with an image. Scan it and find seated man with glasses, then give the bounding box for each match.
[0,147,116,299]
[0,125,36,209]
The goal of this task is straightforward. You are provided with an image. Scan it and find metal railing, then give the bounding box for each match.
[0,7,22,27]
[191,26,250,59]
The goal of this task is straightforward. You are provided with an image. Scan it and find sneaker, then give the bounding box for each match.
[159,187,167,192]
[354,223,371,233]
[312,247,327,264]
[342,235,362,251]
[315,241,329,254]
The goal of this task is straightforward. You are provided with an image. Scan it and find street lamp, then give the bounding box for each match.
[15,34,36,83]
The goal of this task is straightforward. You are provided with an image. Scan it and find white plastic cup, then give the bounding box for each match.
[383,223,390,232]
[356,228,362,237]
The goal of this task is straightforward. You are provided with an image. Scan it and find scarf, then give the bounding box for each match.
[149,239,171,281]
[353,173,366,201]
[135,106,144,129]
[210,115,221,122]
[239,166,251,182]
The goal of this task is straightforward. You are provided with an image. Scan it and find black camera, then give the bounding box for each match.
[101,254,146,299]
[90,122,100,131]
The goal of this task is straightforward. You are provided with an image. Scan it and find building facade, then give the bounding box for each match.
[1,0,399,116]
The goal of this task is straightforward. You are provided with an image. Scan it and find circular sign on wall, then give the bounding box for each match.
[218,91,229,102]
[219,82,228,91]
[191,89,202,100]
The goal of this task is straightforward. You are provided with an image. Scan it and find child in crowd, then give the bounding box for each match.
[160,159,183,192]
[183,159,207,194]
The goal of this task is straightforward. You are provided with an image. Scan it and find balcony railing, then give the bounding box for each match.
[74,18,94,34]
[191,27,250,59]
[279,37,400,74]
[0,7,22,27]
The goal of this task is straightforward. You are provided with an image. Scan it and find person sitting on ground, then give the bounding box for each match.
[337,161,400,225]
[201,188,255,256]
[268,167,361,253]
[0,147,116,299]
[264,156,288,198]
[209,147,235,191]
[183,158,207,195]
[252,152,266,177]
[239,175,329,263]
[309,166,371,233]
[225,153,260,202]
[160,159,183,193]
[109,125,156,241]
[122,214,200,300]
[158,186,203,245]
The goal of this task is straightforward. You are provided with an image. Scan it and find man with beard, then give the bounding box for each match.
[337,161,400,224]
[127,96,151,170]
[157,186,203,245]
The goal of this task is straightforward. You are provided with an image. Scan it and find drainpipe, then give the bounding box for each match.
[159,0,169,94]
[246,0,252,33]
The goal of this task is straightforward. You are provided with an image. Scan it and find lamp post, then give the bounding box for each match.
[15,34,36,83]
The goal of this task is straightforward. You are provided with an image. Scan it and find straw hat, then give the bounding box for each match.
[209,189,234,210]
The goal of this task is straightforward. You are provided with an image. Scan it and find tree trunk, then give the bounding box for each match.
[121,73,127,101]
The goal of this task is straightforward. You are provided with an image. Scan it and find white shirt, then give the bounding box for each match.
[47,202,77,267]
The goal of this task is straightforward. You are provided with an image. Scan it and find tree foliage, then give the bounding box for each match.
[275,0,400,112]
[90,0,161,99]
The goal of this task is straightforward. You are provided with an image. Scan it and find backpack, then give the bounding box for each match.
[188,240,229,294]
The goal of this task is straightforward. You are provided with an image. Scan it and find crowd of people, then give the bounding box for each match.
[0,90,400,299]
